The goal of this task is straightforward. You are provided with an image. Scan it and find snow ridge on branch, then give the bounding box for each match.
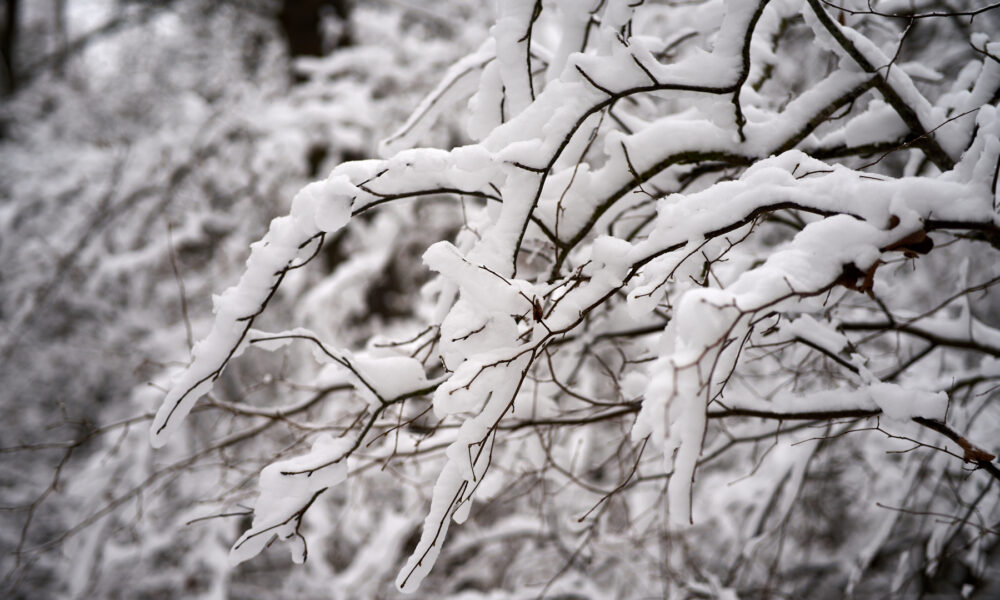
[149,0,1000,593]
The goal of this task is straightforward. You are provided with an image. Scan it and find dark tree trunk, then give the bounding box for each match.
[1,0,18,95]
[277,0,351,62]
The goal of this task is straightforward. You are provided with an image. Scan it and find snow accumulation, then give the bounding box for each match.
[229,434,353,566]
[148,0,1000,593]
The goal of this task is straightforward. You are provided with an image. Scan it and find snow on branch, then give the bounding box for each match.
[146,0,1000,594]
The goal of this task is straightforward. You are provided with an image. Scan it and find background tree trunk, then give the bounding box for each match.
[1,0,18,95]
[277,0,351,61]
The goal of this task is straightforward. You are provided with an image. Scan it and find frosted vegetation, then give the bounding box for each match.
[3,0,1000,598]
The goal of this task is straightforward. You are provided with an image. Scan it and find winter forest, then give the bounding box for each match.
[2,0,1000,598]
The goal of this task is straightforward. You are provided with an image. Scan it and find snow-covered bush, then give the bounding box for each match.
[7,0,1000,598]
[2,1,485,597]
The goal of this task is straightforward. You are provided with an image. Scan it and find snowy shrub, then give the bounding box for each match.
[7,0,1000,598]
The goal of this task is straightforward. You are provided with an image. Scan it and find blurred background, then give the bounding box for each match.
[0,1,487,597]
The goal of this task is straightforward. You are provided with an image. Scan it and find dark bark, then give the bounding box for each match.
[277,0,351,61]
[1,0,18,94]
